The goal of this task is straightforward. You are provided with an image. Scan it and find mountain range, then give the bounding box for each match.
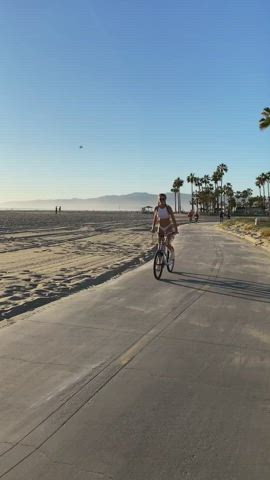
[0,192,191,211]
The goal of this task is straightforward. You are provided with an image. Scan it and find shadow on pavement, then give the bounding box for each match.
[161,271,270,304]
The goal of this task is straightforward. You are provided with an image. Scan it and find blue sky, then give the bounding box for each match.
[0,0,269,201]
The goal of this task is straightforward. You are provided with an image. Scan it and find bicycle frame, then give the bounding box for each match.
[156,239,170,265]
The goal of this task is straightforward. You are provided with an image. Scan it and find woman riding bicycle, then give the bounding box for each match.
[151,193,178,258]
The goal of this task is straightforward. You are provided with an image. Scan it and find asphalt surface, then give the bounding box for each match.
[1,223,270,479]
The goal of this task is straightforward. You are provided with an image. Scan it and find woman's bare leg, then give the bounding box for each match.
[166,234,174,254]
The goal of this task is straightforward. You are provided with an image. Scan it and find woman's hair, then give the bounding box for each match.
[159,193,167,200]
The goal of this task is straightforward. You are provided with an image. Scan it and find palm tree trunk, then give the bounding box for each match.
[178,191,181,213]
[174,192,177,213]
[220,178,223,210]
[215,182,219,212]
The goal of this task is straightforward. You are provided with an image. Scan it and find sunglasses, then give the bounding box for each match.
[159,197,166,201]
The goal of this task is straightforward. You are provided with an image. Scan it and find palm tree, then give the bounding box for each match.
[259,107,270,130]
[217,164,228,210]
[194,177,202,191]
[228,196,236,212]
[202,175,211,189]
[203,185,214,214]
[194,177,203,212]
[255,178,262,197]
[212,169,222,212]
[199,175,210,212]
[223,183,233,210]
[235,191,243,210]
[171,182,178,213]
[241,188,253,214]
[187,173,196,210]
[258,173,267,209]
[193,191,200,214]
[265,172,270,210]
[174,177,184,213]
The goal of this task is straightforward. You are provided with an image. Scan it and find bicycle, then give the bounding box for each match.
[153,235,175,280]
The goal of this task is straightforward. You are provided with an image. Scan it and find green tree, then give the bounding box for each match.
[217,163,228,210]
[174,177,184,213]
[259,107,270,130]
[255,178,262,197]
[212,169,222,212]
[194,177,203,212]
[187,173,196,210]
[241,189,253,214]
[265,172,270,209]
[257,174,267,209]
[171,183,178,213]
[228,196,236,211]
[223,183,233,210]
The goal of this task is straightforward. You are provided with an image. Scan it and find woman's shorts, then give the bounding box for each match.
[158,224,175,241]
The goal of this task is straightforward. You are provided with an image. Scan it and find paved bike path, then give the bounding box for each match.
[1,223,270,479]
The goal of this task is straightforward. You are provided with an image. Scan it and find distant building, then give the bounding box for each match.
[141,206,153,214]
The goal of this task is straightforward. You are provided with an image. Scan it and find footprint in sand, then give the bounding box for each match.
[9,294,26,301]
[17,285,29,291]
[34,289,51,295]
[43,292,57,298]
[7,285,25,291]
[5,286,14,293]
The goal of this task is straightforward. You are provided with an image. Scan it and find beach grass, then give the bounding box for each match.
[220,217,270,242]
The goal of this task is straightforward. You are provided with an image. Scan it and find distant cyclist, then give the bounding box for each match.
[219,210,224,223]
[151,193,178,258]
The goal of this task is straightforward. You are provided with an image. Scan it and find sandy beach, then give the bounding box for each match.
[0,210,161,321]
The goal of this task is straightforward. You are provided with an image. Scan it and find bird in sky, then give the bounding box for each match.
[79,145,84,149]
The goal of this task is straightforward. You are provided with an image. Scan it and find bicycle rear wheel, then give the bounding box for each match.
[153,251,164,279]
[166,250,175,272]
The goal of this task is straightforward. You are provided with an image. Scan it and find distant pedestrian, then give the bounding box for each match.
[219,210,224,223]
[194,211,199,223]
[227,211,231,219]
[188,210,193,223]
[55,206,58,214]
[59,206,61,213]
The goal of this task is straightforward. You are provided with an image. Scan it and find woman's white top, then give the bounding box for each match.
[158,206,170,220]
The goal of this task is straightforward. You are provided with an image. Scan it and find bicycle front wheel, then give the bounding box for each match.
[153,251,164,280]
[167,250,175,272]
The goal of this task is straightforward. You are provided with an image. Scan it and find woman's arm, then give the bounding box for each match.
[167,205,178,232]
